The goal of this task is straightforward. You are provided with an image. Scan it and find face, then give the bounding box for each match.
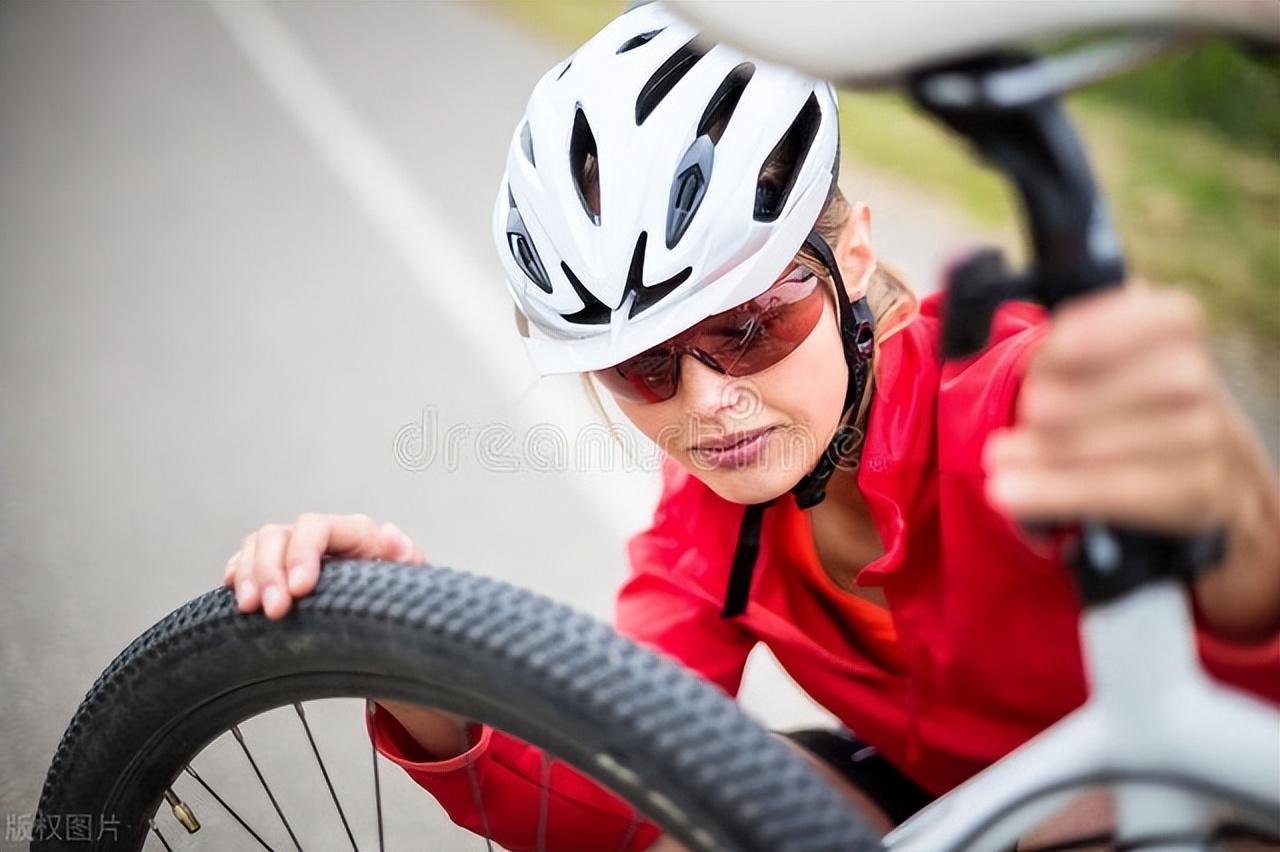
[604,206,875,505]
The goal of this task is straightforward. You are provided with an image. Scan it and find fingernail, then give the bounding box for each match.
[288,565,306,592]
[237,579,256,602]
[262,585,282,612]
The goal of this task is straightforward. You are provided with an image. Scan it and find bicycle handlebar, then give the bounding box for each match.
[907,51,1227,603]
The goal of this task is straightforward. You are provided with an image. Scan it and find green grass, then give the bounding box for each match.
[491,1,1280,342]
[1085,102,1280,342]
[492,0,622,48]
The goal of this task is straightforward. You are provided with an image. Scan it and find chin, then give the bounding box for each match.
[686,457,806,506]
[678,423,824,504]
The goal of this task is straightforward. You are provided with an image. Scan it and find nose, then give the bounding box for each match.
[676,353,739,420]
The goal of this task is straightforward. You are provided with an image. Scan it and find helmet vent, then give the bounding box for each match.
[630,266,692,318]
[559,262,611,325]
[519,121,536,166]
[622,232,693,318]
[569,107,602,225]
[754,92,821,223]
[556,56,573,81]
[506,198,553,295]
[635,37,708,126]
[617,28,665,54]
[697,62,754,145]
[665,135,713,249]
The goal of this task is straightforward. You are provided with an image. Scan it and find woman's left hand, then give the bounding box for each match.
[983,281,1236,534]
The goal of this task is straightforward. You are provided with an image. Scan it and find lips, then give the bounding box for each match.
[690,425,779,470]
[693,426,775,451]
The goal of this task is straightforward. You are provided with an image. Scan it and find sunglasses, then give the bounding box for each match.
[593,257,830,404]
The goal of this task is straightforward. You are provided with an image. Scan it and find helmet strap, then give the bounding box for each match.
[791,231,876,509]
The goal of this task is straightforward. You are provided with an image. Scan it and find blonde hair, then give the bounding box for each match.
[581,186,920,463]
[798,186,919,459]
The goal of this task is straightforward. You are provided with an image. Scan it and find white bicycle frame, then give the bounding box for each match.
[886,580,1280,850]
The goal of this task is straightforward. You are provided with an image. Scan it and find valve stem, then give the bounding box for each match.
[163,788,200,833]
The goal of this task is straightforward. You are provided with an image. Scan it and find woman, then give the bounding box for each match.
[222,4,1279,847]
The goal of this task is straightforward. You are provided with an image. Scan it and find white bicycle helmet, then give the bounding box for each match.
[493,1,841,375]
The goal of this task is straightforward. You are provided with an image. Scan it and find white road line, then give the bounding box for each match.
[205,0,651,539]
[206,0,524,386]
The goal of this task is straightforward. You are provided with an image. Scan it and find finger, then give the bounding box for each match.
[284,513,331,597]
[234,535,260,612]
[250,524,293,620]
[319,513,383,557]
[284,514,410,597]
[987,404,1224,470]
[1018,342,1215,434]
[224,555,238,587]
[986,456,1230,532]
[374,521,416,562]
[1031,286,1203,380]
[325,514,412,561]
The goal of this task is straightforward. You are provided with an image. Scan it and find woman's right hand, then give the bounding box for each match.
[224,513,425,620]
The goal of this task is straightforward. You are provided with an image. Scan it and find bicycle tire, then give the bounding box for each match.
[33,559,881,852]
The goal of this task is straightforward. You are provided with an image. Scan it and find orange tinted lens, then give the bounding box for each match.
[592,264,825,403]
[696,267,824,375]
[593,346,679,403]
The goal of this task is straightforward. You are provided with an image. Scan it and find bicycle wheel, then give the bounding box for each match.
[33,559,881,852]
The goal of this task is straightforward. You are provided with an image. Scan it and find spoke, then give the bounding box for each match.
[458,719,493,852]
[149,820,174,852]
[232,725,304,852]
[536,752,551,852]
[183,763,277,851]
[293,701,359,852]
[368,702,385,852]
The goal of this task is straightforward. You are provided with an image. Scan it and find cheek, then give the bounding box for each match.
[756,300,848,440]
[601,299,848,501]
[613,395,683,452]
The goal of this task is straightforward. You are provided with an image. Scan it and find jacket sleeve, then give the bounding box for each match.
[365,456,757,850]
[1194,619,1280,703]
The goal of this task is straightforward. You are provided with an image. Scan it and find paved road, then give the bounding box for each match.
[0,0,667,837]
[2,1,1275,846]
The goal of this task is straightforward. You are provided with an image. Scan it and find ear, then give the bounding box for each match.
[835,201,876,300]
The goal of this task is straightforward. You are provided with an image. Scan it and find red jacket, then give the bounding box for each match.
[366,291,1279,850]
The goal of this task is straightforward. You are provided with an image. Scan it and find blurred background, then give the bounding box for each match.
[2,0,1276,840]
